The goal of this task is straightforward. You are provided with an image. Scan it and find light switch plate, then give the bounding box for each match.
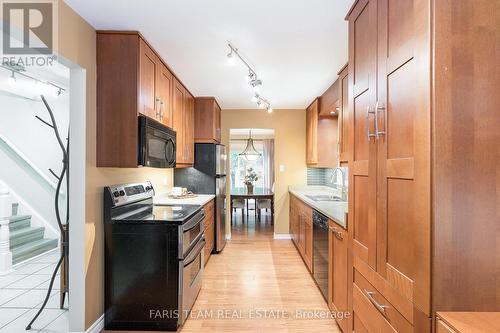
[279,165,285,172]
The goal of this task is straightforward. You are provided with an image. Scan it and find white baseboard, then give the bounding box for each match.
[273,233,291,240]
[81,314,104,333]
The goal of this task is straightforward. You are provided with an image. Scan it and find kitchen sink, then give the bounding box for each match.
[305,194,343,202]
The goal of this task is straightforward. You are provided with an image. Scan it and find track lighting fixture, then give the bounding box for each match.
[226,42,273,113]
[1,64,66,98]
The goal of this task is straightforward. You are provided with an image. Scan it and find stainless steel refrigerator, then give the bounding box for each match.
[174,144,227,252]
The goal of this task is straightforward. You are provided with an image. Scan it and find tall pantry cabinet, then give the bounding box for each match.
[345,0,499,332]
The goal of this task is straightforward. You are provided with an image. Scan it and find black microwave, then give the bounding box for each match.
[138,116,176,168]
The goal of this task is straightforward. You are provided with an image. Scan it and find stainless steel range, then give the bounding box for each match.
[103,181,205,331]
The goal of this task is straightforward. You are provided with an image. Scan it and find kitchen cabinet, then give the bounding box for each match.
[173,78,195,167]
[319,78,339,117]
[306,99,318,165]
[203,199,215,265]
[346,0,498,332]
[307,88,341,168]
[96,31,193,167]
[194,97,222,143]
[289,194,313,273]
[337,64,349,164]
[328,220,348,332]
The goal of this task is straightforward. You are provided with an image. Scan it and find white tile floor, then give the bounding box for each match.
[0,250,68,333]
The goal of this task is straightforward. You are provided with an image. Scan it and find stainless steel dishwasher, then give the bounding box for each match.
[312,209,329,301]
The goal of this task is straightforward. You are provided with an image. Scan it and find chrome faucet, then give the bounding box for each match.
[330,167,347,201]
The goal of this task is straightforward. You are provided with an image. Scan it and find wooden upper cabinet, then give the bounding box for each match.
[156,63,174,128]
[139,38,174,127]
[319,78,340,117]
[173,78,186,165]
[139,39,158,120]
[96,31,194,168]
[194,97,222,143]
[306,99,319,165]
[172,78,195,167]
[338,64,349,163]
[184,92,195,164]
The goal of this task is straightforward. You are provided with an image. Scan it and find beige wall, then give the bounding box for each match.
[58,1,174,328]
[221,109,307,235]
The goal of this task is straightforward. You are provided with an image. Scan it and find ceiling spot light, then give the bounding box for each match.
[267,106,273,113]
[7,71,16,85]
[251,79,262,92]
[251,94,259,103]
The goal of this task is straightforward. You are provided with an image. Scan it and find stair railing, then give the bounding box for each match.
[0,188,13,275]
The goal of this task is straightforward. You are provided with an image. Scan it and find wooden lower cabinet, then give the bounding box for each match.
[203,199,215,265]
[328,220,348,332]
[289,194,313,273]
[436,319,456,333]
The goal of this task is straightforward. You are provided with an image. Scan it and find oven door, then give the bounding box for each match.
[138,116,176,168]
[179,236,205,325]
[179,209,205,259]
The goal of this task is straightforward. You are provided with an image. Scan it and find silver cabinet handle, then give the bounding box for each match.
[155,97,161,118]
[375,101,386,138]
[160,101,164,122]
[329,226,344,240]
[366,105,376,142]
[365,290,389,317]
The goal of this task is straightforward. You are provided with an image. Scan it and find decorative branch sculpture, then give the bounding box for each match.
[26,95,69,330]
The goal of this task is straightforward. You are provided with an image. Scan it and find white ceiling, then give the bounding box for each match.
[65,0,352,109]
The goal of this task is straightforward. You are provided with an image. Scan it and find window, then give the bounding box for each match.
[230,140,265,189]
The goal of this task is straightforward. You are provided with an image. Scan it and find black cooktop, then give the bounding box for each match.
[116,204,201,224]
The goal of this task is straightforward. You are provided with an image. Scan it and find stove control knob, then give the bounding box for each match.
[113,191,119,198]
[119,190,125,196]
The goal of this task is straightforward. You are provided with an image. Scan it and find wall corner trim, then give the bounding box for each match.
[273,233,292,240]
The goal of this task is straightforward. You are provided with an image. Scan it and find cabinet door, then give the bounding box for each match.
[329,224,349,332]
[214,102,221,143]
[139,39,158,120]
[298,213,305,254]
[173,78,186,164]
[184,92,195,164]
[156,63,173,128]
[348,0,378,272]
[376,0,431,315]
[339,66,349,163]
[304,215,313,272]
[306,100,319,165]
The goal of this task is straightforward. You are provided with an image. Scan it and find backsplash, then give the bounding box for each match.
[307,167,348,189]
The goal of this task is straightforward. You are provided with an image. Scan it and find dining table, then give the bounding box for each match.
[230,187,275,225]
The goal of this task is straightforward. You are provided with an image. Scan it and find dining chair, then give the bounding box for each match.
[231,198,246,224]
[256,183,274,221]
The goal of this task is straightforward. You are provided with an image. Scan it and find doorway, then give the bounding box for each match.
[229,129,275,240]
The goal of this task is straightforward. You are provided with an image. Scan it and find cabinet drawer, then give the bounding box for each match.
[353,269,413,333]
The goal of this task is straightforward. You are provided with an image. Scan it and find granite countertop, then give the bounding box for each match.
[289,186,348,229]
[153,193,215,206]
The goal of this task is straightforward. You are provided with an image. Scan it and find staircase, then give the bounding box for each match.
[9,211,58,265]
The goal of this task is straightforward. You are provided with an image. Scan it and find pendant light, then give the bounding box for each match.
[239,130,262,161]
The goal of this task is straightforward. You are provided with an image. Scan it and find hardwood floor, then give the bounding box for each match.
[104,210,341,332]
[180,211,342,332]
